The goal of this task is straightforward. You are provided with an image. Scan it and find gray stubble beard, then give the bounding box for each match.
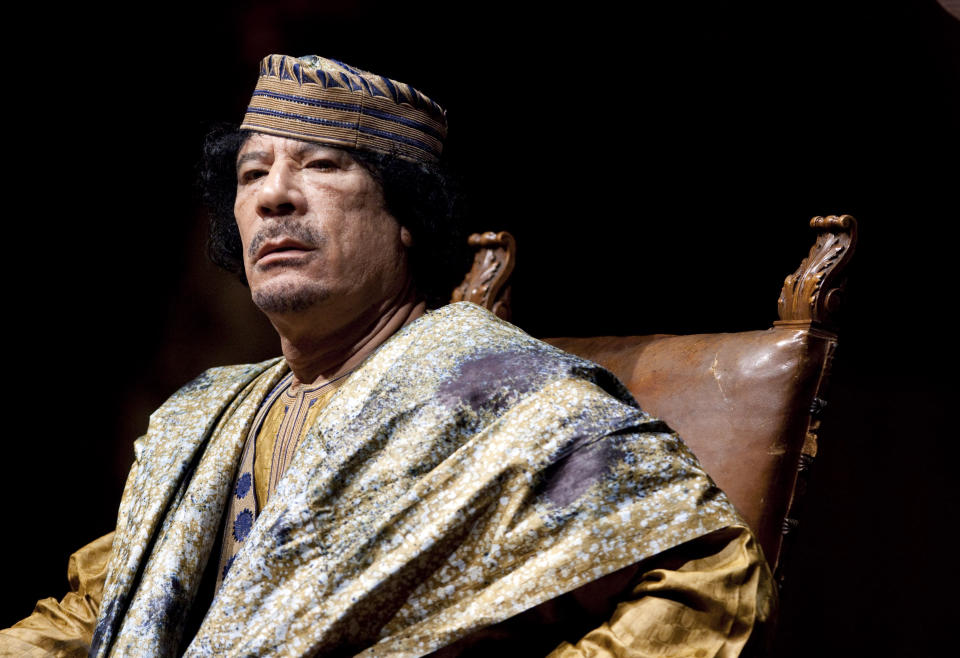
[252,277,331,313]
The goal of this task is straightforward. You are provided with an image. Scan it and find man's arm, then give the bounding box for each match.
[0,532,113,657]
[547,526,775,658]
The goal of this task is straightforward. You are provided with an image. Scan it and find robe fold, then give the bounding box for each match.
[82,302,758,657]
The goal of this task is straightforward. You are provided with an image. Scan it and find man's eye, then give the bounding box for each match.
[239,169,267,184]
[306,159,337,171]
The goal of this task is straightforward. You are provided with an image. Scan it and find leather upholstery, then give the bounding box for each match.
[546,326,833,565]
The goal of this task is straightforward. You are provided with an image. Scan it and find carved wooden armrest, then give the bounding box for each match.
[776,215,858,329]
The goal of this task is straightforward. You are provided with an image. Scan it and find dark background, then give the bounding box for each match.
[4,1,957,656]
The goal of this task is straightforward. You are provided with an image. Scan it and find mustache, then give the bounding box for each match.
[247,220,325,259]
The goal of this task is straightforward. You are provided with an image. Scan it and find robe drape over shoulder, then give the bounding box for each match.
[4,303,773,657]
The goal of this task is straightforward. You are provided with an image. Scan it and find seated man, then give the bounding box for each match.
[1,54,774,657]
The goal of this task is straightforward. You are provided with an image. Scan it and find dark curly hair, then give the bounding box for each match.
[198,124,469,308]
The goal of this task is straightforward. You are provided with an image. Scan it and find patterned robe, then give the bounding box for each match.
[27,303,764,656]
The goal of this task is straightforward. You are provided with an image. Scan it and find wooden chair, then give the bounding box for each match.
[453,216,858,581]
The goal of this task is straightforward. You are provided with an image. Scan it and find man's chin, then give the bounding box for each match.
[251,281,330,314]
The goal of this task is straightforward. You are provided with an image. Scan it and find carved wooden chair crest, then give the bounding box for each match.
[452,216,858,583]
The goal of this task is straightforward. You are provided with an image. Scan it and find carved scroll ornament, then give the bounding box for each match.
[776,215,858,328]
[451,231,516,322]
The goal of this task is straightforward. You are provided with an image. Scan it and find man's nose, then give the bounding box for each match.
[257,162,304,216]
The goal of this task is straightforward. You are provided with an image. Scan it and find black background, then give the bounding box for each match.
[3,2,957,656]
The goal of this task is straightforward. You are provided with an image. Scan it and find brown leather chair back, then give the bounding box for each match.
[453,217,857,575]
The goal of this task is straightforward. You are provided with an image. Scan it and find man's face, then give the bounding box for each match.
[234,133,412,319]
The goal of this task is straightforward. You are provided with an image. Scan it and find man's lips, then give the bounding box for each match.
[254,239,315,266]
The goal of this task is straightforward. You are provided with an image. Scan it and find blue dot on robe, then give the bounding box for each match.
[221,555,236,580]
[235,472,252,499]
[233,509,254,542]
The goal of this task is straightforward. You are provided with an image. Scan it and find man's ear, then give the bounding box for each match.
[400,226,414,248]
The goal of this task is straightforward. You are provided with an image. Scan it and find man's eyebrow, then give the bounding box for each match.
[236,151,270,172]
[292,142,337,160]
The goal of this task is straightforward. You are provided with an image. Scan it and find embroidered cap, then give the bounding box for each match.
[241,54,447,163]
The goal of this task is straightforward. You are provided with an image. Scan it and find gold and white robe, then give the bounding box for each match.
[2,303,774,657]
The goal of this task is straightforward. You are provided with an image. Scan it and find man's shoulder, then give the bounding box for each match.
[130,357,286,462]
[398,302,578,372]
[381,302,639,408]
[406,302,557,357]
[149,357,286,423]
[175,358,285,396]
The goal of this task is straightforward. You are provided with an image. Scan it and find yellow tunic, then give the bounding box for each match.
[215,372,348,589]
[254,375,346,509]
